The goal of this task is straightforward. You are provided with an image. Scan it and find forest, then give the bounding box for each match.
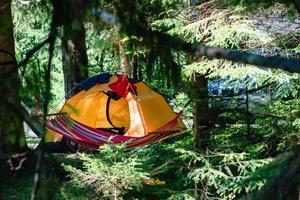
[1,0,300,199]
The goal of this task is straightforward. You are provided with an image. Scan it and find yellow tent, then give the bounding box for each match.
[45,74,185,146]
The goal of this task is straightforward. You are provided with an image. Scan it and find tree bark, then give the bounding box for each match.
[119,41,131,76]
[61,0,88,98]
[188,55,210,152]
[0,0,27,152]
[192,73,209,152]
[192,73,209,200]
[161,50,181,89]
[188,54,209,200]
[98,49,106,72]
[132,54,138,80]
[146,50,155,82]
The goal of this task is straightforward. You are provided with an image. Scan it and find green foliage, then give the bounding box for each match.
[62,144,150,200]
[6,0,300,199]
[210,99,300,157]
[59,135,194,199]
[165,1,300,101]
[12,0,65,108]
[241,149,300,199]
[183,150,271,199]
[152,18,185,31]
[60,132,279,200]
[268,100,300,151]
[276,32,300,49]
[207,22,270,49]
[218,0,293,8]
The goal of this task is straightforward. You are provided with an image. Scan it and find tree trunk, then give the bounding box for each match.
[188,54,209,200]
[132,54,138,80]
[138,57,143,80]
[98,49,106,72]
[61,0,88,98]
[192,72,209,152]
[62,23,88,98]
[0,0,27,152]
[146,50,155,82]
[161,50,181,90]
[119,41,131,76]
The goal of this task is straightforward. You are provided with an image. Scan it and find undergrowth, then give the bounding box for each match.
[58,94,300,200]
[59,133,275,199]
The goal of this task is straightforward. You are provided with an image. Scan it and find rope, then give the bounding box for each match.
[52,83,80,112]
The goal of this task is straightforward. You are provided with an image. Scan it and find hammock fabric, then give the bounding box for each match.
[46,113,184,149]
[45,74,186,149]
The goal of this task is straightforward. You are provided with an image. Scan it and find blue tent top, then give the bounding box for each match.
[80,73,110,90]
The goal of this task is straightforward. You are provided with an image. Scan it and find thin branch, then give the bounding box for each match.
[251,112,286,120]
[94,10,300,74]
[19,37,51,67]
[192,82,274,99]
[132,26,300,73]
[32,112,67,118]
[30,22,57,200]
[293,0,300,14]
[0,37,51,74]
[149,160,173,176]
[192,46,300,73]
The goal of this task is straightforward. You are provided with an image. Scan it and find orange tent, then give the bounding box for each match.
[45,74,185,146]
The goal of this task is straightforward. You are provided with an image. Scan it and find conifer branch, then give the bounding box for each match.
[94,9,300,74]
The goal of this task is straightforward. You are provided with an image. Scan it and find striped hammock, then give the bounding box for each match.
[46,113,184,149]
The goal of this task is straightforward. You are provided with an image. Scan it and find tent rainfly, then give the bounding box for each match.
[45,73,186,150]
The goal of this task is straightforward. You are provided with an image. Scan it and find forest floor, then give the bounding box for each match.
[0,153,76,200]
[0,152,171,200]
